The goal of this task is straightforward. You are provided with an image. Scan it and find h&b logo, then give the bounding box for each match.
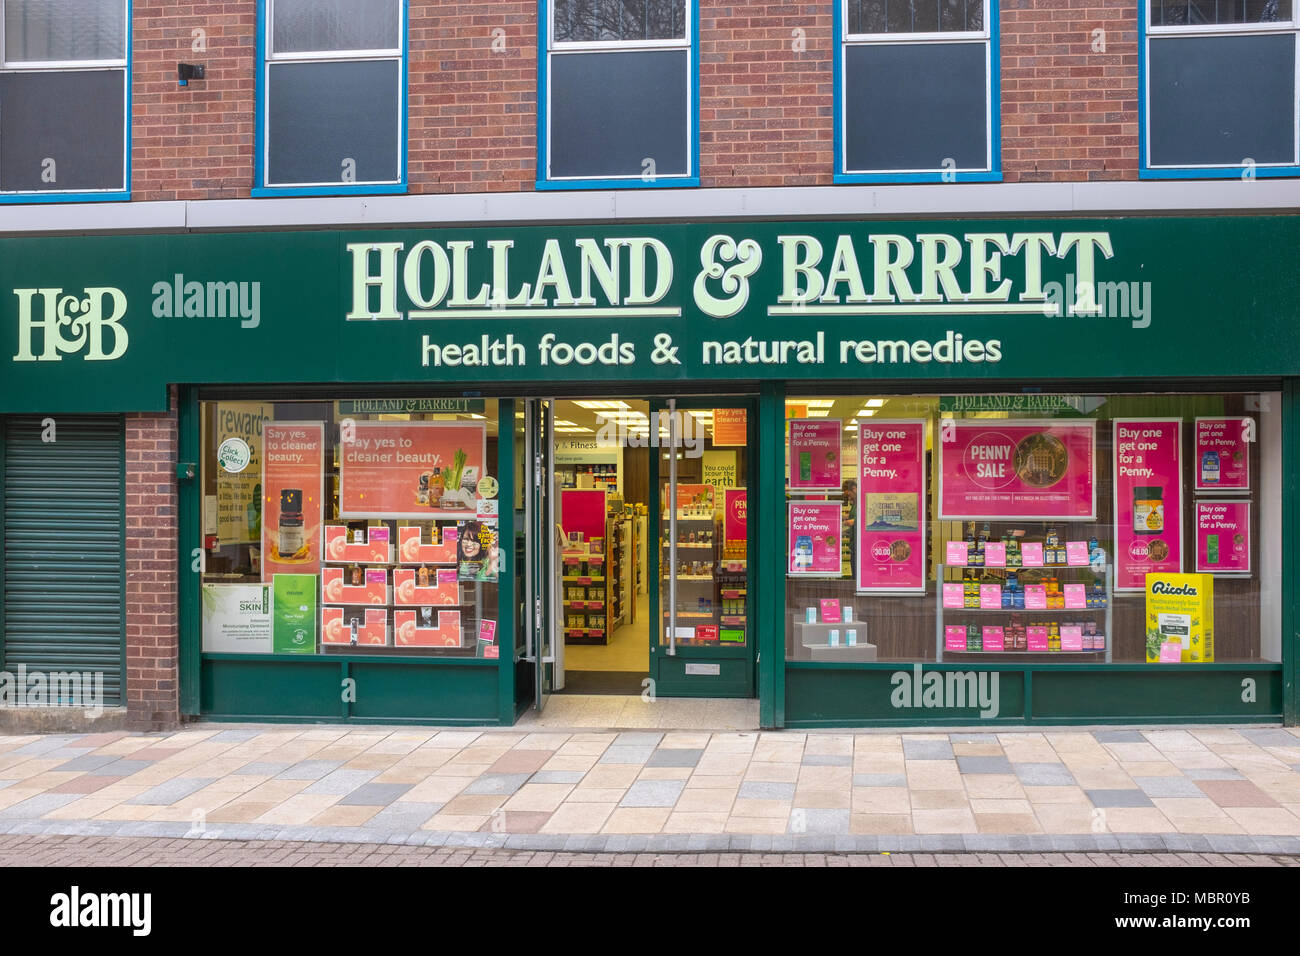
[12,287,128,362]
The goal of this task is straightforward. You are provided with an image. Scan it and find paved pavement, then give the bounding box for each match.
[3,724,1300,856]
[3,834,1296,866]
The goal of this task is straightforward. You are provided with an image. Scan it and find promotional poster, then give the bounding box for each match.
[787,418,843,492]
[339,420,486,520]
[260,422,324,582]
[788,501,842,576]
[857,420,926,594]
[1113,419,1183,591]
[938,420,1096,519]
[1195,500,1251,575]
[1194,417,1252,493]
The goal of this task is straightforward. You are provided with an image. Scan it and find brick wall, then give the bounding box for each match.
[409,0,537,192]
[124,391,180,731]
[700,0,834,187]
[132,2,257,201]
[126,0,1143,199]
[999,0,1138,182]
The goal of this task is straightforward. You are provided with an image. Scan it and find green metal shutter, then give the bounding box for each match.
[2,416,125,706]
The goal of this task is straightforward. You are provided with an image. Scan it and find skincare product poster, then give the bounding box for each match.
[261,422,324,582]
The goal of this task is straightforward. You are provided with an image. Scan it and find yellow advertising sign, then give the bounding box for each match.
[1145,573,1214,663]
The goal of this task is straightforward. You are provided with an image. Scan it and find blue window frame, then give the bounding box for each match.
[538,0,699,190]
[0,0,130,203]
[255,0,407,197]
[1141,0,1300,178]
[835,0,1000,184]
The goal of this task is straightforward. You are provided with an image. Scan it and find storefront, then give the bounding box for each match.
[2,216,1297,727]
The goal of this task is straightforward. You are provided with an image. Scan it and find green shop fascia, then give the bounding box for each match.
[2,215,1298,728]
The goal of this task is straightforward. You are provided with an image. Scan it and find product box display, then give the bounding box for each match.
[321,566,389,605]
[1145,572,1215,662]
[393,567,459,606]
[321,606,388,646]
[398,525,458,564]
[394,608,462,647]
[324,525,392,565]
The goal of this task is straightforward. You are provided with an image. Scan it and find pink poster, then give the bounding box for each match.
[724,489,748,543]
[857,420,926,594]
[938,420,1096,519]
[339,420,486,520]
[788,418,843,492]
[561,489,606,542]
[1113,419,1183,591]
[261,422,324,582]
[1195,500,1251,575]
[1194,417,1252,492]
[787,501,842,576]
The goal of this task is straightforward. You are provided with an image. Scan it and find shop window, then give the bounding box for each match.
[0,0,129,200]
[539,0,697,188]
[257,0,406,195]
[784,393,1281,666]
[837,0,999,182]
[1143,0,1299,177]
[200,400,503,660]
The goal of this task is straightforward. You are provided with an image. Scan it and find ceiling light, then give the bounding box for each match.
[574,400,631,410]
[804,399,835,408]
[859,410,876,418]
[866,399,886,408]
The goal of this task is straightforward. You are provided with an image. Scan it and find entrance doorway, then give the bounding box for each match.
[522,396,755,708]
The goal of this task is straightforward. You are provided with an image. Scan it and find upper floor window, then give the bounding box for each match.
[837,0,999,183]
[0,0,129,200]
[1143,0,1299,177]
[257,0,406,195]
[539,0,697,189]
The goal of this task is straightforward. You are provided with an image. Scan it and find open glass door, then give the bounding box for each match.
[649,398,756,697]
[523,398,560,711]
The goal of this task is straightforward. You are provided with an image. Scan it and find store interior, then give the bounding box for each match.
[551,399,749,694]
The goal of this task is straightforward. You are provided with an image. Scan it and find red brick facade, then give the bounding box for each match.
[127,0,1143,201]
[124,391,180,731]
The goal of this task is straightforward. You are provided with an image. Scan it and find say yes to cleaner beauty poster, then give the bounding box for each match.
[1113,419,1183,591]
[261,422,324,583]
[938,420,1096,519]
[857,420,926,594]
[788,500,842,576]
[339,420,486,520]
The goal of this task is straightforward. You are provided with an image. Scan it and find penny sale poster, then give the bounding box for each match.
[938,420,1096,519]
